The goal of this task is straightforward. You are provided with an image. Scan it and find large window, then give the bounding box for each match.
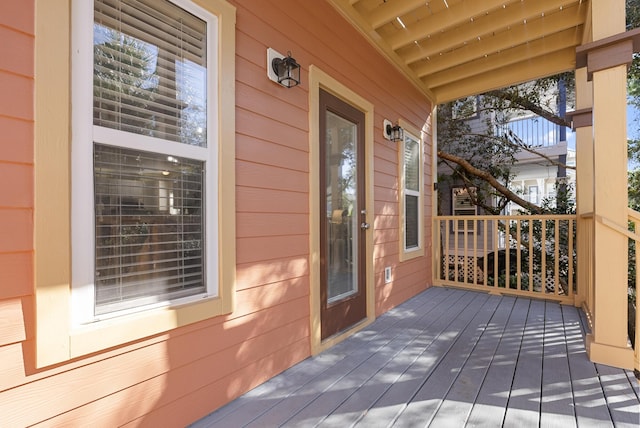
[399,124,424,260]
[72,0,217,321]
[35,0,235,366]
[73,0,217,321]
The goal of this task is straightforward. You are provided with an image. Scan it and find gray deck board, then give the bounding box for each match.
[563,304,613,428]
[428,296,517,427]
[191,287,640,428]
[392,294,501,426]
[502,298,545,428]
[353,291,487,427]
[465,297,530,427]
[540,300,576,428]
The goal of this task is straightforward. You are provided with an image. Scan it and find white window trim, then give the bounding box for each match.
[398,120,424,261]
[34,0,236,368]
[71,0,218,325]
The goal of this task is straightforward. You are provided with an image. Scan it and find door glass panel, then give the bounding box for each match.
[325,110,358,304]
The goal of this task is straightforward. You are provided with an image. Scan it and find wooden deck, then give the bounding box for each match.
[192,287,640,428]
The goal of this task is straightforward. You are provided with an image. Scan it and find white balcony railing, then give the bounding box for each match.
[496,115,561,147]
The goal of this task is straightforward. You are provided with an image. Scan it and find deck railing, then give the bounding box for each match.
[590,209,640,375]
[434,215,576,304]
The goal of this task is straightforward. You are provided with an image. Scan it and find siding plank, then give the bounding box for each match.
[236,235,308,265]
[236,160,308,193]
[1,313,309,426]
[0,116,33,164]
[236,256,308,290]
[0,209,32,252]
[0,26,33,77]
[237,212,309,238]
[0,71,32,120]
[0,298,26,346]
[0,252,32,299]
[0,162,33,208]
[235,133,308,172]
[0,0,34,35]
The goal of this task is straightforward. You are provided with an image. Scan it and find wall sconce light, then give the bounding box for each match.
[267,48,301,88]
[383,119,404,142]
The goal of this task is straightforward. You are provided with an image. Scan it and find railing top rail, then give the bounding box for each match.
[434,214,577,221]
[628,207,640,223]
[598,214,640,242]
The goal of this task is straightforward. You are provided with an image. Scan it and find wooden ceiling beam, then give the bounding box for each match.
[389,0,588,56]
[413,12,585,77]
[388,0,523,50]
[327,0,435,99]
[367,0,429,29]
[425,29,581,88]
[431,47,576,103]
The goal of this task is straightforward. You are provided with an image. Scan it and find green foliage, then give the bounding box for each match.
[437,99,517,215]
[94,28,159,134]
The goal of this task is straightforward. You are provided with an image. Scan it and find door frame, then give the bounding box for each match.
[309,65,375,355]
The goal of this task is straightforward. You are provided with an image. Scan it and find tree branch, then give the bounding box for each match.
[438,150,548,214]
[484,89,572,128]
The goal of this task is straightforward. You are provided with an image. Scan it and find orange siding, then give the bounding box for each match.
[0,0,433,425]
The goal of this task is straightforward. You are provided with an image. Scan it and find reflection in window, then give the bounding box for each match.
[94,144,205,314]
[93,0,207,146]
[403,133,421,250]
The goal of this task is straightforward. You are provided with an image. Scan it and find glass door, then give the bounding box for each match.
[319,89,366,340]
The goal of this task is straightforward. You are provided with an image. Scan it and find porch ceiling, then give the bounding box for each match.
[328,0,590,103]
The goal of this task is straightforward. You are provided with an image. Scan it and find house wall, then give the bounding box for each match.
[0,0,432,426]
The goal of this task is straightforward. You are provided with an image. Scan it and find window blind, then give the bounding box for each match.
[404,135,420,249]
[404,137,419,192]
[405,195,419,248]
[94,0,207,147]
[94,144,205,314]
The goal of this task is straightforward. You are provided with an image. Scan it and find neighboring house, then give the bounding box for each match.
[439,85,574,217]
[0,0,634,425]
[502,113,577,215]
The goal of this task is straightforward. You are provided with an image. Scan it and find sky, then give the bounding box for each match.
[629,103,640,140]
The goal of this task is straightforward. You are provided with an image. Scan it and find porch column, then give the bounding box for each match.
[571,67,593,311]
[576,3,637,368]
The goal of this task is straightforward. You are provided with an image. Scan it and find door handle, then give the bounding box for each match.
[360,222,370,230]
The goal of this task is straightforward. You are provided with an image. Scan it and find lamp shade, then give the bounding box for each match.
[272,52,300,88]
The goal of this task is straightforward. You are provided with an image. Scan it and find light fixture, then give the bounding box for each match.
[267,48,300,88]
[383,119,404,142]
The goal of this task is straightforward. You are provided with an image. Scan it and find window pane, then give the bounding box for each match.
[94,144,205,314]
[405,194,419,249]
[404,137,419,191]
[94,0,207,147]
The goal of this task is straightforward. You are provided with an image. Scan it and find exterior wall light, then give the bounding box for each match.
[383,119,404,142]
[267,48,300,88]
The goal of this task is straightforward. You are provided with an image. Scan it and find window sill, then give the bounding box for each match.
[399,246,425,262]
[68,295,231,358]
